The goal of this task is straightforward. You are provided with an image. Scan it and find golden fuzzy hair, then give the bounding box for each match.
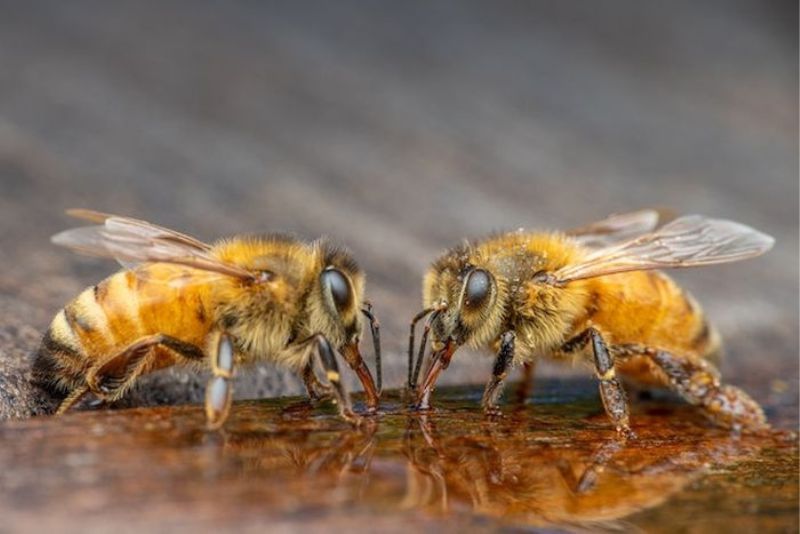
[210,235,365,370]
[423,231,591,360]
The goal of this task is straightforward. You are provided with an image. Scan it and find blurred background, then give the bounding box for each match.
[0,0,796,422]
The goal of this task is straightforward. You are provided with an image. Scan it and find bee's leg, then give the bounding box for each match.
[55,385,90,415]
[481,331,516,416]
[205,332,235,430]
[513,361,536,405]
[592,332,634,438]
[88,334,205,402]
[614,344,768,431]
[559,328,634,438]
[340,344,380,413]
[311,334,359,424]
[301,361,334,401]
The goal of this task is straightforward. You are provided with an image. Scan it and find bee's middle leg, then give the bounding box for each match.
[481,331,516,416]
[301,361,334,401]
[558,328,634,438]
[513,361,536,405]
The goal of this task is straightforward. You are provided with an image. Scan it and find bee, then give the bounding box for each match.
[407,210,774,435]
[33,210,382,429]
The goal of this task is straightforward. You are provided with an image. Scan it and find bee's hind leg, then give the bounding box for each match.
[614,344,768,432]
[86,334,206,408]
[55,385,90,415]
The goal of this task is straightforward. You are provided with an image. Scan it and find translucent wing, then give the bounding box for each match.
[66,209,212,252]
[52,210,257,282]
[555,215,774,283]
[566,209,661,247]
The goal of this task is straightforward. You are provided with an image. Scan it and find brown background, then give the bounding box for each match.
[0,0,796,423]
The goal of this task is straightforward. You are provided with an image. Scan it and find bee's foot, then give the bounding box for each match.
[413,401,433,412]
[308,385,335,403]
[483,406,504,419]
[308,395,334,406]
[205,419,226,432]
[341,409,363,427]
[616,425,637,440]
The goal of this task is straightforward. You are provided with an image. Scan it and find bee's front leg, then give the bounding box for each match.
[205,332,235,431]
[559,328,634,438]
[311,334,359,425]
[481,331,516,416]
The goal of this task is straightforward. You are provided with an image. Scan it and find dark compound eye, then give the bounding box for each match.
[321,268,352,312]
[464,269,492,310]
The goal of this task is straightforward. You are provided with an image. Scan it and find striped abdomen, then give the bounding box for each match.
[581,270,721,385]
[33,265,215,399]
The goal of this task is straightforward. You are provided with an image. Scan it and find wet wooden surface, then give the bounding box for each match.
[0,384,797,533]
[0,1,797,532]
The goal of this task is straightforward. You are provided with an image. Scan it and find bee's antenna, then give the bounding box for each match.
[408,308,434,389]
[361,303,382,394]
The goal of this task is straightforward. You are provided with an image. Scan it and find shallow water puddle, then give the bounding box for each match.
[0,383,796,532]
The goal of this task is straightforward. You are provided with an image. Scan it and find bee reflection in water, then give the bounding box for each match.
[201,407,760,529]
[399,415,721,528]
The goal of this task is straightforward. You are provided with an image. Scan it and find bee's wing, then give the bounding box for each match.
[566,209,661,247]
[554,215,774,283]
[52,211,257,282]
[66,209,212,252]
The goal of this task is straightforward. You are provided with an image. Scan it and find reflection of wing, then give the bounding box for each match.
[555,215,774,283]
[567,209,661,247]
[52,210,257,282]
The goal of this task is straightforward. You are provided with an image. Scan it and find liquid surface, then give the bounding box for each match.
[1,381,797,533]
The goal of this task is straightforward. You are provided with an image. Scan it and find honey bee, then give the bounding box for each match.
[408,210,773,435]
[33,210,381,429]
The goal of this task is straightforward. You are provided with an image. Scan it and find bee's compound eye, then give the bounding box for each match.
[464,269,492,310]
[321,268,352,312]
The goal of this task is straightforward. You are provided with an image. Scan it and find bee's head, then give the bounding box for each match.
[303,243,365,346]
[411,249,508,402]
[306,243,380,407]
[425,265,503,349]
[316,265,363,345]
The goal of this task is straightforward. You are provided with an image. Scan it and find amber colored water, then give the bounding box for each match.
[0,382,796,533]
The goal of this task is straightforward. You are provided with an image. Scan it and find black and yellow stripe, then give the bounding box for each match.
[34,265,214,404]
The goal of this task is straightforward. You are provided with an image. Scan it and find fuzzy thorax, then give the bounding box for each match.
[208,235,365,370]
[422,231,592,360]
